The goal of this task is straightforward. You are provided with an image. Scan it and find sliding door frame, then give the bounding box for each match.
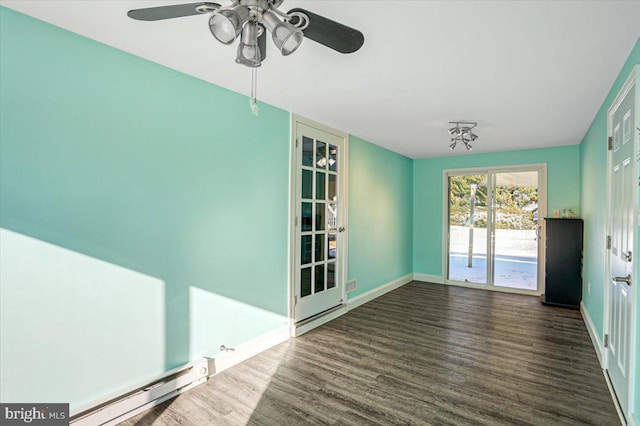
[442,163,547,296]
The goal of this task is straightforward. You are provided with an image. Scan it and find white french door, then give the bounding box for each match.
[291,116,347,323]
[605,67,637,420]
[445,165,546,294]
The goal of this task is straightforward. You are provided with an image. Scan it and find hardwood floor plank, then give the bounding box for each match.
[121,282,618,426]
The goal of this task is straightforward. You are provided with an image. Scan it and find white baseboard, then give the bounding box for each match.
[629,413,637,426]
[210,325,290,375]
[581,301,604,368]
[603,369,627,426]
[71,358,209,426]
[347,273,413,311]
[412,273,443,284]
[293,304,347,336]
[583,302,625,425]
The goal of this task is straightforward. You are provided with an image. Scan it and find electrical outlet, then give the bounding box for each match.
[588,282,591,294]
[346,279,357,293]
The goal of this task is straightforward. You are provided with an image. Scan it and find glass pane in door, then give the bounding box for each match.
[316,171,326,199]
[328,233,336,259]
[328,174,337,201]
[301,235,312,265]
[302,137,313,167]
[316,141,326,168]
[327,262,336,289]
[493,171,539,290]
[328,145,338,172]
[315,264,325,293]
[301,268,311,297]
[302,170,312,199]
[448,174,488,284]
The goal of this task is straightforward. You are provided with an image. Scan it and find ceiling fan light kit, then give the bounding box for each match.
[261,11,302,56]
[235,20,261,67]
[128,0,364,113]
[208,5,249,44]
[448,122,478,151]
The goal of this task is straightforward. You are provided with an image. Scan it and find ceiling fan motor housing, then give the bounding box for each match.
[239,0,276,16]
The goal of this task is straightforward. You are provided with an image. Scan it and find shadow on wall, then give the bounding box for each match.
[0,228,287,411]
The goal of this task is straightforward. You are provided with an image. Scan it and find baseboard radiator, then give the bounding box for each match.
[70,358,209,426]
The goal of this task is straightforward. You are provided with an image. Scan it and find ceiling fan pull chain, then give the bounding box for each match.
[250,66,259,115]
[249,24,259,116]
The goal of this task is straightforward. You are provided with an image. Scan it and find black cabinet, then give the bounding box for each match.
[541,218,583,309]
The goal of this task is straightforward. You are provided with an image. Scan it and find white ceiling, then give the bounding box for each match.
[2,1,640,158]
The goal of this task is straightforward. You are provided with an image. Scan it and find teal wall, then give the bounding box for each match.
[413,146,581,276]
[0,7,290,408]
[347,136,413,297]
[579,37,640,421]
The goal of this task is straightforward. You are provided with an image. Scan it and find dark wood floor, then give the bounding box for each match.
[122,282,619,426]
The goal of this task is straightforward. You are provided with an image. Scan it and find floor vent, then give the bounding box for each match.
[70,358,209,426]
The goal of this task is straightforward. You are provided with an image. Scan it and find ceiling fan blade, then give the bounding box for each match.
[287,8,364,54]
[128,2,220,21]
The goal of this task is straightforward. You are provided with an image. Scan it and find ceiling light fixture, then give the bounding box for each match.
[206,1,309,115]
[448,122,478,151]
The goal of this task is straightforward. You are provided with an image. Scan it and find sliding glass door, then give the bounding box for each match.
[448,174,489,284]
[446,166,545,293]
[491,171,539,290]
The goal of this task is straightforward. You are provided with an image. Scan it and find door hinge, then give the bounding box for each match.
[608,136,613,150]
[296,138,299,148]
[607,235,611,249]
[294,295,298,306]
[604,334,609,348]
[295,216,298,227]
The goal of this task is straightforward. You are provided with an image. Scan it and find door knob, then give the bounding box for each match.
[613,275,632,285]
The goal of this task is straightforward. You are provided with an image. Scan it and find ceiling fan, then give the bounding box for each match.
[127,0,365,68]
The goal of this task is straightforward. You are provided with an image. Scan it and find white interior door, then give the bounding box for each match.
[292,119,347,322]
[606,70,636,419]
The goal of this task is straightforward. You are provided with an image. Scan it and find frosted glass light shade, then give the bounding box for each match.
[261,11,303,56]
[209,6,249,44]
[272,22,303,55]
[236,22,262,67]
